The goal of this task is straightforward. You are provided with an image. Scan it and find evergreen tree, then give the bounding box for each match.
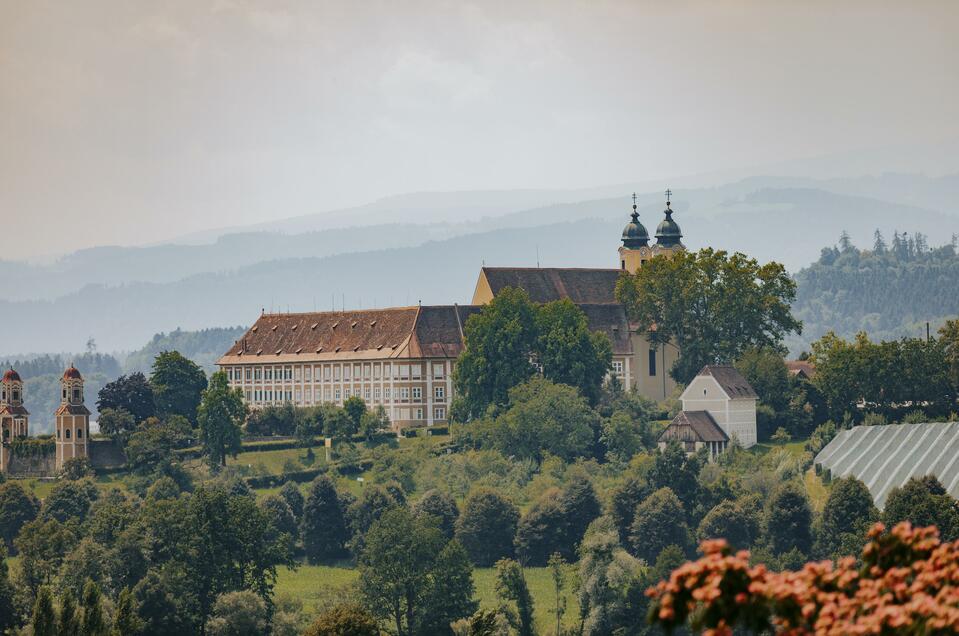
[815,477,878,559]
[766,483,813,555]
[495,558,534,636]
[32,586,58,636]
[873,229,887,254]
[629,487,690,562]
[302,476,350,562]
[883,476,959,541]
[81,579,109,636]
[111,587,143,636]
[455,488,520,567]
[417,540,478,635]
[278,481,305,520]
[59,589,81,636]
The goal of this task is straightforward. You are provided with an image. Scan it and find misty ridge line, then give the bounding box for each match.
[0,173,958,356]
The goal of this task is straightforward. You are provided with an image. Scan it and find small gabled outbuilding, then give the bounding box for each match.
[659,365,758,455]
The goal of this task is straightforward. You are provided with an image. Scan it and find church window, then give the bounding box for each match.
[12,390,19,401]
[648,350,657,376]
[65,429,71,439]
[73,389,81,401]
[77,428,83,439]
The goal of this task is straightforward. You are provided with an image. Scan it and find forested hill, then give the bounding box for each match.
[122,326,248,375]
[790,231,959,352]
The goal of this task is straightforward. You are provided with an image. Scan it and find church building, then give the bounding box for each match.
[219,192,688,428]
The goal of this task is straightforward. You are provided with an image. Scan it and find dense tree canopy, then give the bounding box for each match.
[150,351,208,423]
[616,248,800,383]
[97,372,156,424]
[453,288,612,419]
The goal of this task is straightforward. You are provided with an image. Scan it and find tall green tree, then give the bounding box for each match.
[32,586,58,636]
[411,489,459,540]
[342,396,367,436]
[815,477,878,559]
[59,589,81,636]
[536,298,612,404]
[0,549,17,634]
[616,248,801,383]
[453,287,539,419]
[205,591,268,636]
[302,475,350,563]
[765,483,813,555]
[111,587,143,636]
[96,372,155,424]
[0,481,40,551]
[359,507,474,636]
[577,517,645,636]
[416,540,478,635]
[629,487,690,562]
[196,371,245,468]
[81,579,109,636]
[697,499,761,550]
[184,485,288,624]
[455,488,520,567]
[150,351,208,423]
[494,558,534,636]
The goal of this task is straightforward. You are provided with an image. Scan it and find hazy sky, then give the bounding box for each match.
[2,1,957,260]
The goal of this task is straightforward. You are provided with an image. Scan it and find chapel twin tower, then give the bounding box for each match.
[0,366,91,474]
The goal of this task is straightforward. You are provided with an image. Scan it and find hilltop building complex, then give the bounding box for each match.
[219,194,689,429]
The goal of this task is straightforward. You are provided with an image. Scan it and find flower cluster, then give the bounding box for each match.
[647,523,959,635]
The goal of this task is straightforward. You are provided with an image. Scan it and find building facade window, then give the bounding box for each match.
[434,386,445,400]
[412,387,422,401]
[648,349,657,376]
[434,407,446,420]
[612,360,623,375]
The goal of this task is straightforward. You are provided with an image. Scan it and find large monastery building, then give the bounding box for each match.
[219,193,687,429]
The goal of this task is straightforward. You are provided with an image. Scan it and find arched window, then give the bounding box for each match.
[77,428,83,439]
[65,429,71,439]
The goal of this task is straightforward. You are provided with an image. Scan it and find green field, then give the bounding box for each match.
[275,562,580,632]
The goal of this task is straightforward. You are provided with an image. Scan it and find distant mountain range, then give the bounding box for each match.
[1,173,958,356]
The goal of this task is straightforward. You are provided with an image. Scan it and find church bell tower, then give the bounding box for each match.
[0,369,29,474]
[55,366,91,470]
[618,193,651,273]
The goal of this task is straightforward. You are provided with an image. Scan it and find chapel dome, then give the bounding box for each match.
[621,208,649,248]
[2,369,21,383]
[655,203,683,248]
[63,366,83,381]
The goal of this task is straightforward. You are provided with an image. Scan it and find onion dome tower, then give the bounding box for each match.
[618,193,653,273]
[0,369,29,473]
[654,189,685,252]
[55,365,91,471]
